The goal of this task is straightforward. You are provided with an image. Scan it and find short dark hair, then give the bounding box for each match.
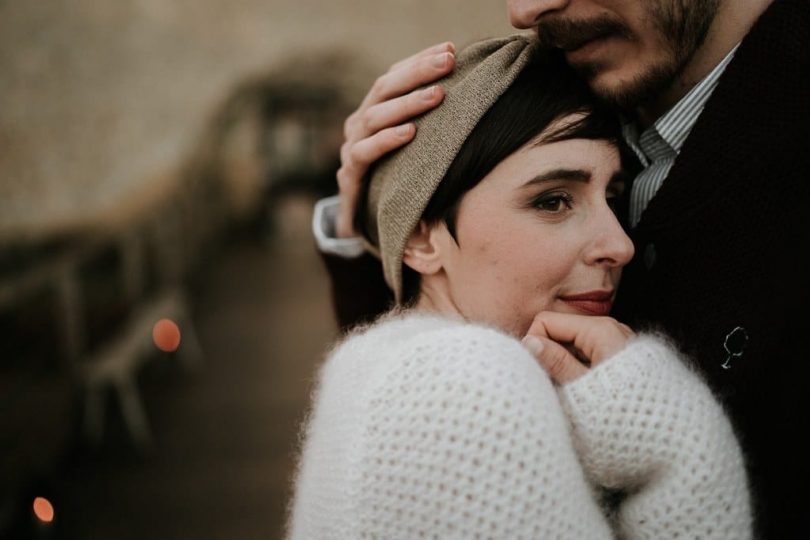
[357,50,628,304]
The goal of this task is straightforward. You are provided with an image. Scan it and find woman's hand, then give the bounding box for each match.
[522,312,634,384]
[335,42,455,238]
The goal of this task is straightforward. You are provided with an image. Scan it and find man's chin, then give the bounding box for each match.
[573,61,679,114]
[567,62,630,111]
[588,76,639,112]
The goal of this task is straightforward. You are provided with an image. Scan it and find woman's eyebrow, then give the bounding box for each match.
[523,168,591,187]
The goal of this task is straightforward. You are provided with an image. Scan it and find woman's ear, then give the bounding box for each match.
[403,221,444,276]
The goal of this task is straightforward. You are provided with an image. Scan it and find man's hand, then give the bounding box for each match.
[335,42,456,238]
[522,312,635,384]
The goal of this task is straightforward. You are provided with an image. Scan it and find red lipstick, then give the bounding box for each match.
[559,290,614,316]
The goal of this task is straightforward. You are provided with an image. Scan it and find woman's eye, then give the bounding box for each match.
[606,187,626,214]
[533,193,573,213]
[607,195,618,213]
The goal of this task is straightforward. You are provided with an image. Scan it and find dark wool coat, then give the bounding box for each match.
[612,1,810,537]
[320,1,810,536]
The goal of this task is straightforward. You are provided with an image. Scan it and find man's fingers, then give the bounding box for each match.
[334,124,416,238]
[360,85,445,135]
[346,124,416,169]
[388,41,455,73]
[334,160,367,238]
[343,110,361,140]
[334,43,454,239]
[522,335,588,384]
[363,51,455,106]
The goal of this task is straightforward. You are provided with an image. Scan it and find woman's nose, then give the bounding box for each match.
[507,0,571,29]
[584,209,635,268]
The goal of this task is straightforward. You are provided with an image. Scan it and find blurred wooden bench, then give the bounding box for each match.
[0,183,210,456]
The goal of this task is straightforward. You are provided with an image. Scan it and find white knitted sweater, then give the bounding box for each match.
[287,313,750,539]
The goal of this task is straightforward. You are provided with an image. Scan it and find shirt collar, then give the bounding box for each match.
[622,43,740,166]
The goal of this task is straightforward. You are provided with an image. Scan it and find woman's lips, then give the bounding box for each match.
[559,291,614,316]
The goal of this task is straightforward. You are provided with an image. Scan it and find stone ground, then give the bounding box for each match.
[50,195,338,539]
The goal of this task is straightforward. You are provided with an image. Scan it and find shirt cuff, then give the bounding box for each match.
[312,195,366,258]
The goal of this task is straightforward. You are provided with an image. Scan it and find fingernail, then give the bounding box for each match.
[421,85,437,101]
[395,124,413,136]
[522,336,544,356]
[432,52,451,69]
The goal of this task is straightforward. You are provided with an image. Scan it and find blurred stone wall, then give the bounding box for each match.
[0,0,515,243]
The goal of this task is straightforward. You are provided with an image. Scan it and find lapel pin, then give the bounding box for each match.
[721,326,748,370]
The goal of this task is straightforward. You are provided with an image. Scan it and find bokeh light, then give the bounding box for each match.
[33,497,54,523]
[152,318,181,352]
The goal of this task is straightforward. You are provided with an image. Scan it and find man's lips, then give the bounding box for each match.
[557,32,609,52]
[563,35,614,64]
[536,14,632,53]
[559,291,614,316]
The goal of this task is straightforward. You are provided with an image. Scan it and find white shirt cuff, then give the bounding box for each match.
[312,195,366,258]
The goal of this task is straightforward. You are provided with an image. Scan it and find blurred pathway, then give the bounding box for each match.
[56,195,337,539]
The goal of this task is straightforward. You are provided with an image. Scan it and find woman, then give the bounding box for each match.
[287,36,750,539]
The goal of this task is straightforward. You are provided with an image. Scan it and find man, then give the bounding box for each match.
[313,1,810,537]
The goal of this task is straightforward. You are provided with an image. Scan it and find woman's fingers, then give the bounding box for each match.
[522,335,589,384]
[525,312,635,372]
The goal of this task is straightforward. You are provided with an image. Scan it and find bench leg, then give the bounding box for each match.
[84,385,106,448]
[115,376,153,453]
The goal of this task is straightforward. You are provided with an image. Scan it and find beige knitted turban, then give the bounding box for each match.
[362,34,539,302]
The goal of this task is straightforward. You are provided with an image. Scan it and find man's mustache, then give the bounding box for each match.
[535,16,633,51]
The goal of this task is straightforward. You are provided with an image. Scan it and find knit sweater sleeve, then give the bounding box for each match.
[350,324,614,539]
[558,335,752,539]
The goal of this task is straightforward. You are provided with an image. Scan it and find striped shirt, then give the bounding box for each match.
[623,45,740,227]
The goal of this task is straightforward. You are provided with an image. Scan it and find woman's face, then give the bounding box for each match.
[422,130,634,336]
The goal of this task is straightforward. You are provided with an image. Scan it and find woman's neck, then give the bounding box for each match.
[414,278,464,321]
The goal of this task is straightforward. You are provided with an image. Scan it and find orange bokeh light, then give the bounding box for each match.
[33,497,54,523]
[152,318,181,352]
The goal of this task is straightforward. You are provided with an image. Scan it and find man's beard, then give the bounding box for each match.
[573,54,681,113]
[535,0,720,113]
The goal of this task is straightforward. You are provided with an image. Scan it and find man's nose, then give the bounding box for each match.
[507,0,571,29]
